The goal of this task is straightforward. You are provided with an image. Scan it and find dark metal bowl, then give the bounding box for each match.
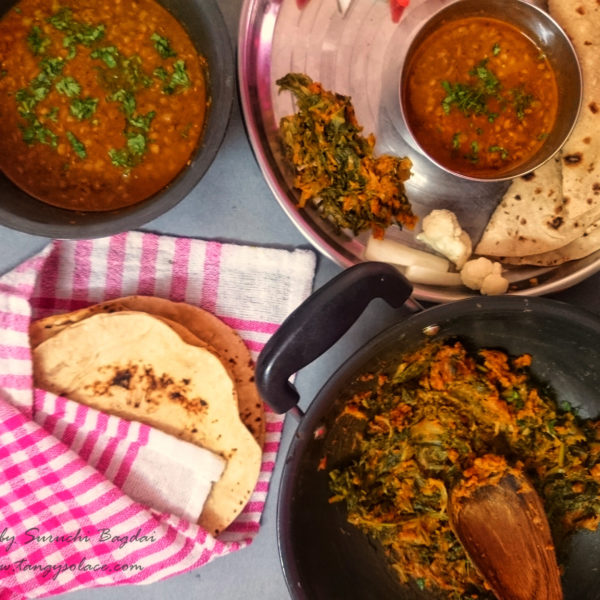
[257,262,600,600]
[399,0,582,182]
[0,0,234,239]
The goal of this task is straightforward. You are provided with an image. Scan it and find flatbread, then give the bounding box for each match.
[32,311,262,538]
[476,0,600,261]
[547,0,600,229]
[474,156,567,257]
[501,220,600,266]
[30,296,265,448]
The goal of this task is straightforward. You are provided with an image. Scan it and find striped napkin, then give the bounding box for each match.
[0,231,316,600]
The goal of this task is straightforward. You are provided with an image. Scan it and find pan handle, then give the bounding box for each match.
[255,262,413,414]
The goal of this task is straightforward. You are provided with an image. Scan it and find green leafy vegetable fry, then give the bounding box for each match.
[277,73,415,238]
[329,341,600,599]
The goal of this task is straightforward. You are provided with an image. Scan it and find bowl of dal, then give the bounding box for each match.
[0,0,234,238]
[399,0,582,182]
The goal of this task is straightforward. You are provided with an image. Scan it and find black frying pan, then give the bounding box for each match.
[256,262,600,600]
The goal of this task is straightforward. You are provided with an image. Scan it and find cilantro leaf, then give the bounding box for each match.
[66,131,86,158]
[55,76,81,98]
[90,46,119,68]
[110,89,136,116]
[153,66,168,81]
[162,60,190,95]
[127,110,155,131]
[151,33,176,59]
[15,88,38,116]
[48,8,105,47]
[19,118,58,148]
[126,132,146,155]
[27,26,50,55]
[70,97,98,120]
[108,147,139,170]
[40,56,65,78]
[170,59,190,87]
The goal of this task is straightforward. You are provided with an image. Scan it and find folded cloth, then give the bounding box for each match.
[0,231,316,600]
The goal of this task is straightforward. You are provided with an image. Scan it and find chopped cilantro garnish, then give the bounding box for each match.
[98,55,152,92]
[126,132,146,155]
[127,110,156,131]
[492,42,501,56]
[441,80,487,117]
[108,147,137,170]
[441,57,535,123]
[47,106,60,122]
[30,73,52,101]
[27,26,51,55]
[451,132,461,149]
[70,97,98,120]
[90,46,119,68]
[162,60,190,95]
[40,56,65,78]
[153,66,168,81]
[151,33,176,59]
[47,8,74,31]
[66,131,86,158]
[55,76,81,98]
[511,87,534,120]
[465,140,479,163]
[489,145,509,160]
[170,59,190,87]
[110,89,136,116]
[15,89,38,116]
[19,118,58,148]
[48,8,105,48]
[468,59,500,95]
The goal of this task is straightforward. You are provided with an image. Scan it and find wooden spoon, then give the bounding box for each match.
[448,459,563,600]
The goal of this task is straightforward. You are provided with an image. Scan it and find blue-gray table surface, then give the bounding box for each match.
[0,1,598,598]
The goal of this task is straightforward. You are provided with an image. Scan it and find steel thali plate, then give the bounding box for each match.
[237,0,600,303]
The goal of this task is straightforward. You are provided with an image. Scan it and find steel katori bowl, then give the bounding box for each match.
[0,0,234,239]
[399,0,582,182]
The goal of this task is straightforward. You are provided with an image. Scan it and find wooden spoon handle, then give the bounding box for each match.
[449,460,563,600]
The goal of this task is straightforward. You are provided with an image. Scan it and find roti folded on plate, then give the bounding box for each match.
[32,310,262,537]
[30,296,265,448]
[475,0,600,263]
[501,220,600,266]
[474,156,567,257]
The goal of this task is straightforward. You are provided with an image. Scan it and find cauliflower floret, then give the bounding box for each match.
[460,257,509,295]
[416,209,472,269]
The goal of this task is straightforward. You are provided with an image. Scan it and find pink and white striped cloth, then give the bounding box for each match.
[0,231,316,600]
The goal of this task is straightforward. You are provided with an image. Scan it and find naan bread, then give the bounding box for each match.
[476,0,600,261]
[32,311,262,537]
[30,296,265,448]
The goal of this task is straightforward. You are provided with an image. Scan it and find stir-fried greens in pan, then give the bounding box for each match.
[329,340,600,599]
[276,73,416,239]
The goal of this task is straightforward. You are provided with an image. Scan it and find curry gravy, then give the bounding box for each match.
[0,0,208,211]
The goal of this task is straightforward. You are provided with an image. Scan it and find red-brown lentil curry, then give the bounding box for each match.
[0,0,208,211]
[403,16,558,178]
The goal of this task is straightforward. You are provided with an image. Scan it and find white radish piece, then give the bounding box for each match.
[401,265,463,287]
[364,236,450,272]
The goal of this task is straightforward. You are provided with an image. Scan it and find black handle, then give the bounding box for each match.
[255,262,413,414]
